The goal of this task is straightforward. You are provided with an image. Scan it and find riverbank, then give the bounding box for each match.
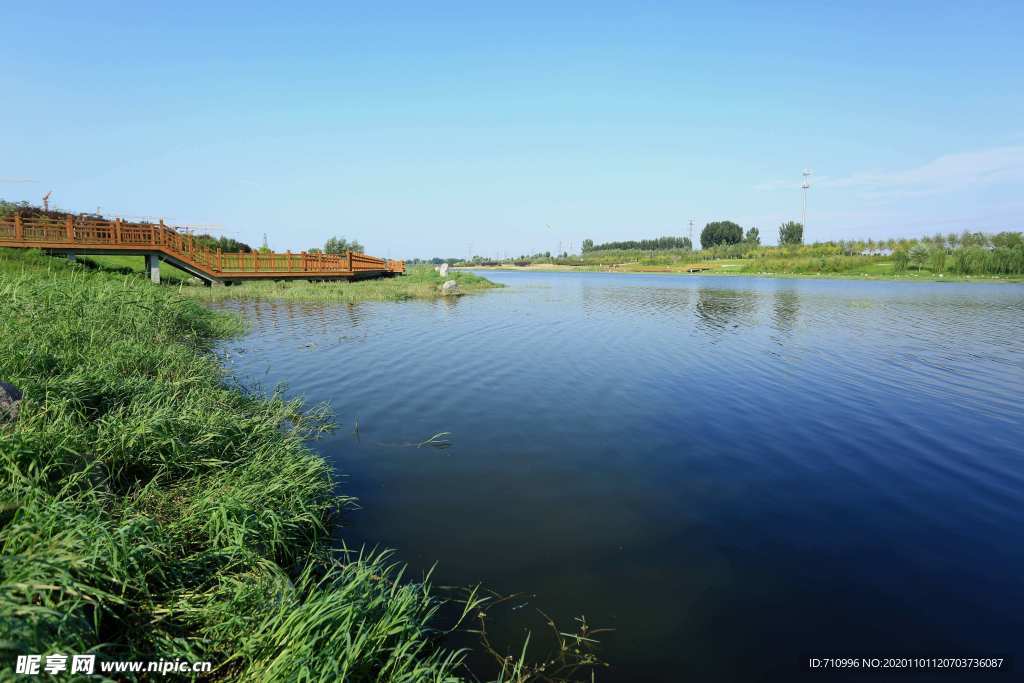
[190,266,499,303]
[76,254,501,301]
[461,261,1024,283]
[0,248,469,679]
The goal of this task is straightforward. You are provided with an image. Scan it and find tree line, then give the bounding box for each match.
[700,220,800,248]
[582,236,693,252]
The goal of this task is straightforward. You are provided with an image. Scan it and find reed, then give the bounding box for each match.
[0,248,465,680]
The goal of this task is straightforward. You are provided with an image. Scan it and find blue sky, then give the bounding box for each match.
[2,1,1022,257]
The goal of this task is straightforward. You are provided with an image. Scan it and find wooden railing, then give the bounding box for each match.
[0,213,404,278]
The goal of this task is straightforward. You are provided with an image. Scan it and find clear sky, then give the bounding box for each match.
[2,1,1022,258]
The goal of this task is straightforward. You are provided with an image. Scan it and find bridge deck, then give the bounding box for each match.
[0,213,404,284]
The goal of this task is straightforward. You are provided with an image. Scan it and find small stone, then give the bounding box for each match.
[0,381,22,424]
[441,280,460,295]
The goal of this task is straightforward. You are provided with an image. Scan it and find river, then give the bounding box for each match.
[215,271,1024,681]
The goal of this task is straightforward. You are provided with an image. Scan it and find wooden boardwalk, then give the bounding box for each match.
[0,212,404,285]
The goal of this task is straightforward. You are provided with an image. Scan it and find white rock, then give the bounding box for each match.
[439,263,449,276]
[441,280,460,295]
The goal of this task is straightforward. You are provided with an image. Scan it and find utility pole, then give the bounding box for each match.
[801,169,812,232]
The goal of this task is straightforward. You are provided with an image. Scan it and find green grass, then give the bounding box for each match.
[183,265,501,304]
[78,253,196,283]
[0,248,471,681]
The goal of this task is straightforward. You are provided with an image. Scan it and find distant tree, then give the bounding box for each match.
[586,235,692,252]
[893,249,909,273]
[992,231,1023,249]
[959,230,989,248]
[581,238,594,252]
[700,221,743,249]
[909,243,929,270]
[744,227,760,245]
[324,236,365,254]
[929,246,946,272]
[778,221,804,246]
[191,233,253,253]
[307,247,323,254]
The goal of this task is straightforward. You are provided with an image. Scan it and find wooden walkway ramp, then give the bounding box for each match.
[0,213,405,285]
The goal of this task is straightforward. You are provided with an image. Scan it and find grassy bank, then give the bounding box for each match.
[465,258,1024,283]
[78,255,501,302]
[0,249,471,680]
[186,266,500,304]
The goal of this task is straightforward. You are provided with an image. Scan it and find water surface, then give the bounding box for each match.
[216,272,1024,681]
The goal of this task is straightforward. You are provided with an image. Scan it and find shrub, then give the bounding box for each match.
[893,249,909,272]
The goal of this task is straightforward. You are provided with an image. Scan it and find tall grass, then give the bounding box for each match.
[0,249,468,680]
[182,266,500,304]
[949,246,1024,276]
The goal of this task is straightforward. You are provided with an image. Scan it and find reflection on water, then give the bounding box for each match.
[772,288,800,334]
[216,272,1024,682]
[694,287,759,333]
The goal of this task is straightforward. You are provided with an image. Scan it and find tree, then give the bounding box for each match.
[191,233,252,253]
[893,249,909,273]
[778,221,804,246]
[744,227,760,245]
[324,236,365,255]
[585,235,692,252]
[700,221,743,249]
[908,243,929,270]
[992,231,1023,249]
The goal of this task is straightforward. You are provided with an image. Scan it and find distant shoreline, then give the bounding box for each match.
[456,263,1024,284]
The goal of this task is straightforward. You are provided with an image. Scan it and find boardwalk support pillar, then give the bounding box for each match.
[67,252,76,263]
[146,253,161,284]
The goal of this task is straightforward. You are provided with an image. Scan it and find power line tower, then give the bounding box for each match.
[801,169,812,231]
[688,219,694,248]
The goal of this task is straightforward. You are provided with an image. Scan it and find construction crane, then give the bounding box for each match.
[42,191,52,211]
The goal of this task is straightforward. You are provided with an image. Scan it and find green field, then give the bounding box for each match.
[77,253,197,282]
